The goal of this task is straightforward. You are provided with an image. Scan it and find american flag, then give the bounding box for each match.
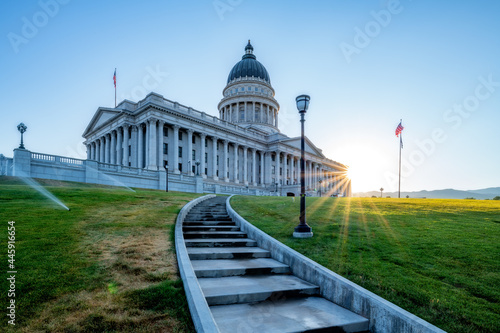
[113,69,116,88]
[395,122,404,137]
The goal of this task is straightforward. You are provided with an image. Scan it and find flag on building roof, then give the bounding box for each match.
[113,68,116,88]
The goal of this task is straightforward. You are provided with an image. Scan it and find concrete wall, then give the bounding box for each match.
[226,196,447,333]
[3,149,274,196]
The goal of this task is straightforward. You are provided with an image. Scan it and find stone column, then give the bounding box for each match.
[243,146,248,185]
[122,126,129,166]
[116,128,122,166]
[110,131,116,164]
[264,152,272,185]
[157,120,164,168]
[172,125,180,174]
[200,133,206,178]
[86,144,91,160]
[233,143,239,183]
[284,153,288,185]
[252,102,256,122]
[275,151,281,186]
[187,129,193,175]
[104,134,110,164]
[147,119,157,170]
[223,140,229,182]
[131,126,138,167]
[89,143,94,160]
[260,151,265,186]
[138,125,144,168]
[251,148,257,186]
[212,137,218,180]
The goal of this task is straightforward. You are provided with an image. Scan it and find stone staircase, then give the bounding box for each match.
[182,196,370,332]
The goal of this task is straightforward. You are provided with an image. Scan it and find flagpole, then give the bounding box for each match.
[114,68,117,108]
[398,118,402,198]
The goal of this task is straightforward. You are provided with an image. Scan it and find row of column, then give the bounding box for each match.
[86,118,345,191]
[220,101,278,127]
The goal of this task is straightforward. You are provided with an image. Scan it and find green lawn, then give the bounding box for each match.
[0,176,200,332]
[230,196,500,333]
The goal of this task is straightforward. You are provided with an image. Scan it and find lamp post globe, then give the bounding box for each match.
[293,95,313,238]
[17,123,27,149]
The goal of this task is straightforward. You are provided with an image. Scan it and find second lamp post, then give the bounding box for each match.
[293,95,313,238]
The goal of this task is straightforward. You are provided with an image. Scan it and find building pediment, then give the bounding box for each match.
[281,137,325,158]
[82,108,121,137]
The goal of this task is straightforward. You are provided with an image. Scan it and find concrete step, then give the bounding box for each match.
[187,209,228,212]
[199,275,319,305]
[184,216,233,222]
[191,258,290,278]
[183,221,236,226]
[210,297,370,333]
[183,231,247,239]
[185,238,257,248]
[183,225,241,232]
[187,247,270,260]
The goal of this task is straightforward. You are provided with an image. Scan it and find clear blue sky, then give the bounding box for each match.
[1,0,499,193]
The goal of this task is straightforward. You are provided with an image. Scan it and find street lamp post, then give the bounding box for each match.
[195,160,200,176]
[164,165,169,192]
[293,95,313,238]
[17,123,27,149]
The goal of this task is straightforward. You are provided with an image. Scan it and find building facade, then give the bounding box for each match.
[82,41,351,196]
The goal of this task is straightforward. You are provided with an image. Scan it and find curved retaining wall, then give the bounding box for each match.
[227,195,446,333]
[175,194,220,333]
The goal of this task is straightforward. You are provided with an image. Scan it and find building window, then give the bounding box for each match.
[280,167,282,176]
[247,87,251,91]
[192,136,196,144]
[280,156,283,163]
[128,145,131,156]
[192,165,195,173]
[164,160,168,167]
[272,166,275,174]
[205,140,208,148]
[178,147,182,158]
[192,150,196,160]
[178,163,182,172]
[205,167,207,175]
[178,131,182,140]
[163,143,168,155]
[163,126,168,137]
[205,152,208,164]
[272,155,275,162]
[217,156,219,165]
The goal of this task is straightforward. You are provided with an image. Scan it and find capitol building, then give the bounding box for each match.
[82,41,351,196]
[2,41,350,196]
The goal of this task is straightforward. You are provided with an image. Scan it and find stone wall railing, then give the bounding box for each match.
[31,152,84,166]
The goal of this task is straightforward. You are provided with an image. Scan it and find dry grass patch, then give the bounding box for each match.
[1,179,198,332]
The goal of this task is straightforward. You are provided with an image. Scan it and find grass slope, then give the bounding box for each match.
[0,177,200,332]
[230,196,500,333]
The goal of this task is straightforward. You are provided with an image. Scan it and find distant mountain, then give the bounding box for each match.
[354,187,500,200]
